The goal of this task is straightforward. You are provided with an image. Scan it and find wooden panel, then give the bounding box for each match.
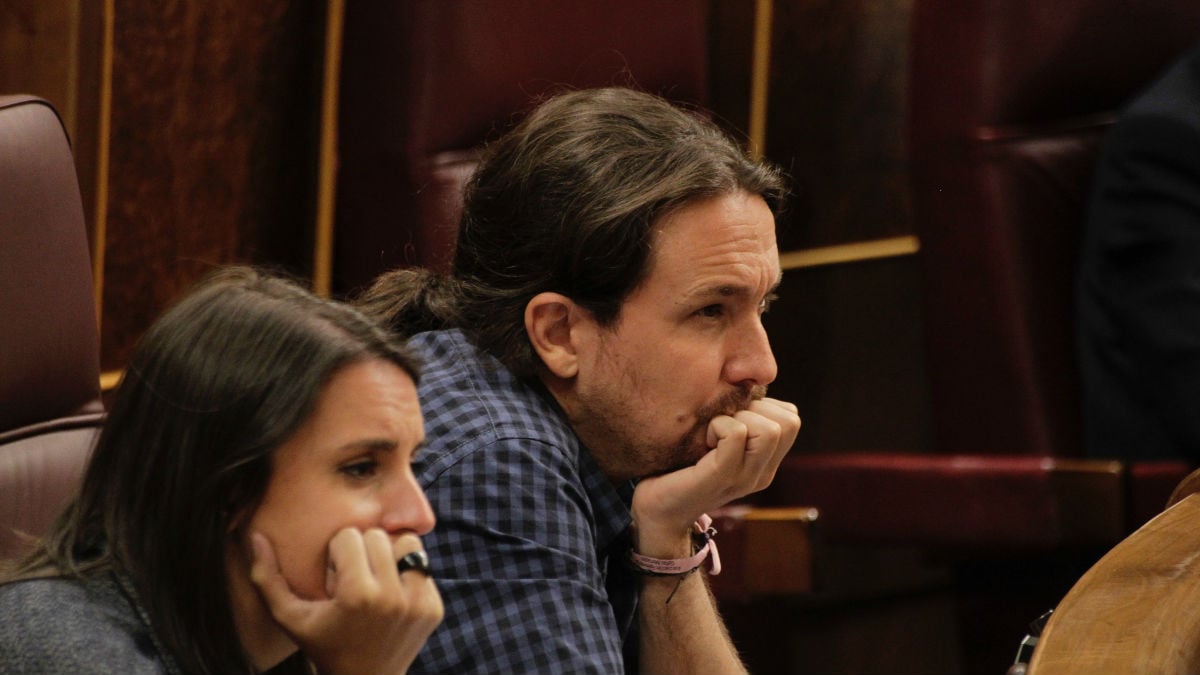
[0,1,103,251]
[707,0,756,139]
[99,0,325,369]
[0,2,80,130]
[720,542,961,675]
[766,254,931,454]
[765,0,913,252]
[70,1,106,252]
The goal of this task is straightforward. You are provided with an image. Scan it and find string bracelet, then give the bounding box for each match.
[627,514,722,604]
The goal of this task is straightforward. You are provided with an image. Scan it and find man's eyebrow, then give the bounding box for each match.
[694,278,782,299]
[692,283,750,298]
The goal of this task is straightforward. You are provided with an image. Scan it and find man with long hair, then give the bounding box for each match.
[360,87,801,674]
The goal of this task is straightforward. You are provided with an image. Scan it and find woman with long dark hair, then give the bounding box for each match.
[0,267,442,674]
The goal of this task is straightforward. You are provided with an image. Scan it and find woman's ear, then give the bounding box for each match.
[225,501,252,535]
[525,292,586,379]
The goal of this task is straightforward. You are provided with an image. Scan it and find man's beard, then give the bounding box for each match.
[652,383,768,476]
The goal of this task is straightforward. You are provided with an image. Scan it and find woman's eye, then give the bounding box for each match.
[340,460,378,479]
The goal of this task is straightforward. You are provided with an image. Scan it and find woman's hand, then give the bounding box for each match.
[251,527,443,675]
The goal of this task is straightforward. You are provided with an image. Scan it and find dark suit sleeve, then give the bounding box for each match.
[1079,108,1200,455]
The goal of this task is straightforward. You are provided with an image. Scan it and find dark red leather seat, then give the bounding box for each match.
[0,95,104,559]
[334,0,709,294]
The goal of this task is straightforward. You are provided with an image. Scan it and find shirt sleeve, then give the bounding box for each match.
[409,436,628,675]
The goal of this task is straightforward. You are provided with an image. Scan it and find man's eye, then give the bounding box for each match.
[340,460,378,479]
[697,304,724,318]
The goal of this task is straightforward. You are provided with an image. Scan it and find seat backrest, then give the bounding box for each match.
[334,0,709,293]
[0,94,103,559]
[909,0,1200,457]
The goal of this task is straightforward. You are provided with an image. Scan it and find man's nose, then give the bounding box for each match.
[725,318,778,387]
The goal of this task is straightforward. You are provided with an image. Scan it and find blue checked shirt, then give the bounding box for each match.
[407,329,639,674]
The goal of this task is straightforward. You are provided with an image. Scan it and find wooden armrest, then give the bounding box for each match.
[1028,492,1200,673]
[1167,467,1200,508]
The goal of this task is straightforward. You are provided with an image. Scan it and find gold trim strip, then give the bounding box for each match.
[779,235,921,270]
[99,369,123,392]
[312,0,345,298]
[92,0,114,325]
[748,0,773,160]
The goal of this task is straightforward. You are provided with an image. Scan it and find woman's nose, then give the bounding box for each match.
[381,472,436,536]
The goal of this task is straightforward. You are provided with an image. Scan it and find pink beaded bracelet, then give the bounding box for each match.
[627,513,722,577]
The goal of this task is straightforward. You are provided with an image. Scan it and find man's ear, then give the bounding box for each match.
[525,292,587,379]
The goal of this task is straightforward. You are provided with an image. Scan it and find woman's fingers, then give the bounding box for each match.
[250,532,308,628]
[253,527,443,675]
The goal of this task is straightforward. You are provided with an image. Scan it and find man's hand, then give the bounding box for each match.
[631,397,800,556]
[251,528,444,675]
